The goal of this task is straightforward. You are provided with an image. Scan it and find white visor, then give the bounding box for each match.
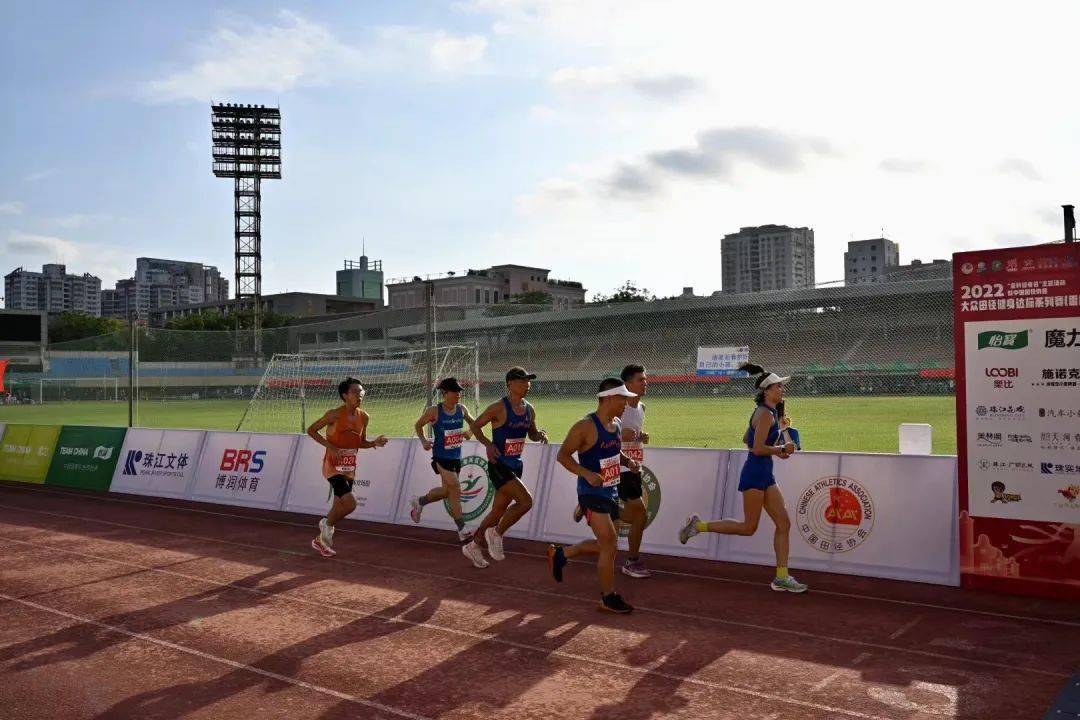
[597,384,638,398]
[758,372,790,389]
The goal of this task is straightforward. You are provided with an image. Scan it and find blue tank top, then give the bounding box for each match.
[492,396,530,473]
[432,403,465,460]
[576,413,622,501]
[743,405,780,469]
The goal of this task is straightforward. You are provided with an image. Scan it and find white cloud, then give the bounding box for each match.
[141,11,489,104]
[430,32,488,71]
[0,201,24,216]
[551,65,700,100]
[878,158,933,174]
[48,213,114,230]
[4,231,131,286]
[24,169,56,183]
[995,158,1042,182]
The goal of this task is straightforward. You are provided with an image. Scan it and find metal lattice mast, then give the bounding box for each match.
[211,103,281,363]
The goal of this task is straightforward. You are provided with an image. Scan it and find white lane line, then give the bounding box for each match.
[0,537,900,720]
[0,516,1069,680]
[3,485,1077,629]
[0,591,434,720]
[889,616,923,641]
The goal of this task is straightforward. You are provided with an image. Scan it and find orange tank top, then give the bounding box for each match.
[322,407,366,479]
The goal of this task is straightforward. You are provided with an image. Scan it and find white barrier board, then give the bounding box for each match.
[189,432,298,510]
[284,436,408,522]
[393,439,549,539]
[537,445,726,560]
[109,428,206,499]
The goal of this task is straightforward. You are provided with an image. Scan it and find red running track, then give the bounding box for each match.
[0,481,1076,719]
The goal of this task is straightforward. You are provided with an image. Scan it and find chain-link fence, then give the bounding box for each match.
[0,277,957,453]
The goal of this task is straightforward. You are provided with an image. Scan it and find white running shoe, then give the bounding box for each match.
[678,514,701,545]
[485,527,505,561]
[319,518,334,548]
[461,541,489,568]
[409,496,423,523]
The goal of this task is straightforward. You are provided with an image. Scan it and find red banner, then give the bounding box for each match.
[954,242,1080,599]
[0,359,8,393]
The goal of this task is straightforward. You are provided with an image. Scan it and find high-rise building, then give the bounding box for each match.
[4,264,102,315]
[720,225,815,294]
[844,238,900,285]
[102,257,228,320]
[337,256,384,306]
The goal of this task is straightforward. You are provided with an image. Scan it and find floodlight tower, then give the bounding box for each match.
[211,102,281,361]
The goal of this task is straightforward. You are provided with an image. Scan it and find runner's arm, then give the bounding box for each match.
[750,408,786,458]
[527,407,548,444]
[413,406,436,442]
[357,411,388,449]
[306,410,337,449]
[557,420,602,485]
[468,401,503,453]
[461,405,476,440]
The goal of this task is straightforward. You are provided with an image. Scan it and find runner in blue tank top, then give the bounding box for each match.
[549,378,640,614]
[678,363,808,593]
[462,366,549,566]
[410,377,487,566]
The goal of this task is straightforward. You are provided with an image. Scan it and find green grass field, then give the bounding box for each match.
[0,395,957,455]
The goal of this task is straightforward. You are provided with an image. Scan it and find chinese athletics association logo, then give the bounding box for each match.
[446,454,496,522]
[796,476,875,553]
[615,464,662,539]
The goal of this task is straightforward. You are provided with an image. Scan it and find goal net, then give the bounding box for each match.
[236,345,480,435]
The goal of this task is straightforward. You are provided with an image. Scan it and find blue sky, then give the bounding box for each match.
[2,1,1077,303]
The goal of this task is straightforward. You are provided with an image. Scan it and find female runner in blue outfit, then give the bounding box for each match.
[678,362,807,592]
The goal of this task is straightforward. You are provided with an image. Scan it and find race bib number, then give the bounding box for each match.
[503,438,525,457]
[623,442,644,463]
[335,450,357,474]
[443,428,465,450]
[599,455,621,487]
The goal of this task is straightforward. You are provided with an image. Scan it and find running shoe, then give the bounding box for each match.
[621,559,652,578]
[572,504,584,523]
[311,536,336,558]
[485,527,505,561]
[678,514,701,545]
[409,496,423,523]
[770,575,808,593]
[318,518,334,548]
[599,592,633,614]
[547,544,567,582]
[461,541,489,569]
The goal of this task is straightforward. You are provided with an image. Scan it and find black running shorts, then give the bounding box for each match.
[617,470,643,501]
[579,494,621,522]
[431,458,462,475]
[326,474,354,498]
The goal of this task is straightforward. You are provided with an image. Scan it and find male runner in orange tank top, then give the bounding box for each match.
[306,377,388,556]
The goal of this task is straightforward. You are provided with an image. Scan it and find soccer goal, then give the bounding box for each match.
[35,377,121,404]
[235,345,481,435]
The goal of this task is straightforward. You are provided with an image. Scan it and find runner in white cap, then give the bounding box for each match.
[678,362,807,592]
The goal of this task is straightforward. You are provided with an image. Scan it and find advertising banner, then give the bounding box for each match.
[189,432,298,510]
[696,346,750,377]
[954,243,1080,598]
[538,445,726,559]
[393,439,549,539]
[45,425,127,491]
[716,451,958,585]
[284,436,408,522]
[109,428,206,499]
[0,424,62,484]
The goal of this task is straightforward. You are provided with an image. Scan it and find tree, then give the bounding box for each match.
[48,312,126,343]
[592,281,654,304]
[164,309,294,331]
[510,290,553,305]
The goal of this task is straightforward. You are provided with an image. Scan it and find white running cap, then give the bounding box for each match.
[758,372,790,389]
[597,384,638,398]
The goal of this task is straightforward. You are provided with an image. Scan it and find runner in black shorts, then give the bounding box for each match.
[462,366,548,564]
